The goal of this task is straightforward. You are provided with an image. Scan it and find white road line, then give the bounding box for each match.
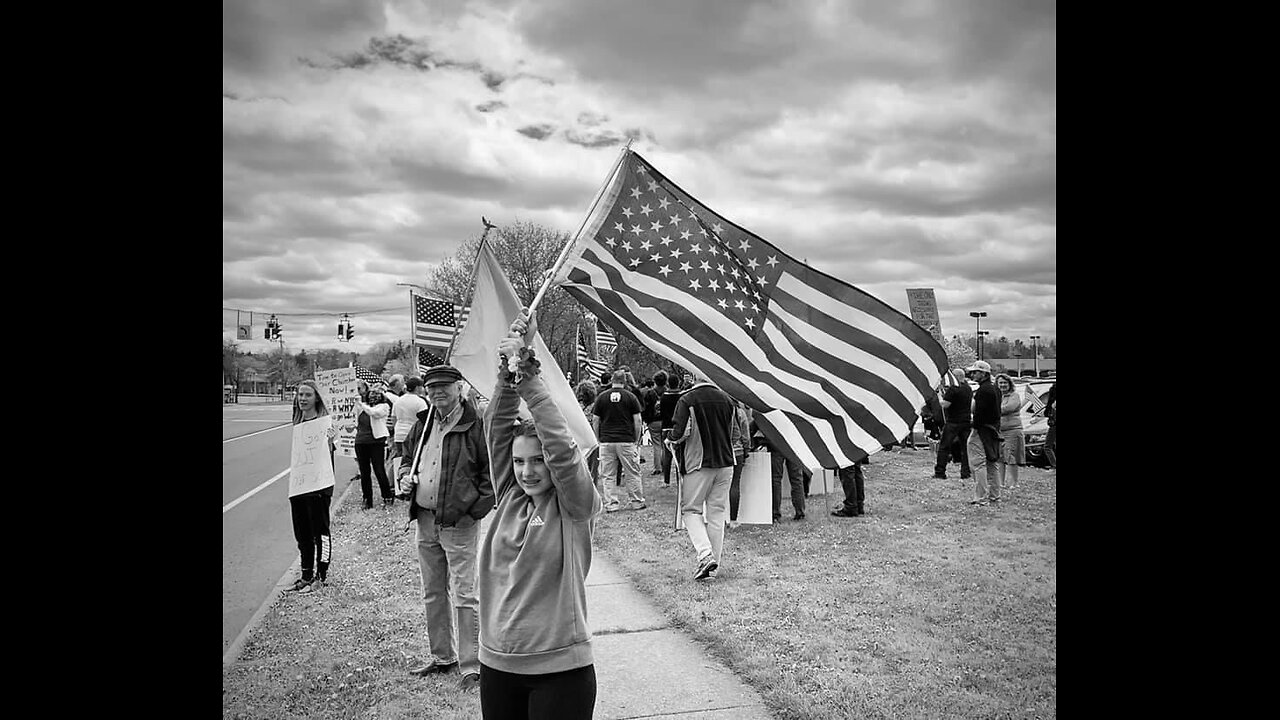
[223,468,290,514]
[222,423,291,443]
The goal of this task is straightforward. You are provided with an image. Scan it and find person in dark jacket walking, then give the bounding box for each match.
[668,372,736,581]
[934,369,972,480]
[966,361,1002,506]
[397,365,494,690]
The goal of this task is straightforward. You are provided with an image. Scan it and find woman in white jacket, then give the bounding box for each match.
[353,382,395,509]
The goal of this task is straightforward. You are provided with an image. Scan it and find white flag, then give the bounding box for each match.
[449,240,599,457]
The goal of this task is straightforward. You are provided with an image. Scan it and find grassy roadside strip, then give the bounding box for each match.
[593,449,1057,720]
[222,482,480,720]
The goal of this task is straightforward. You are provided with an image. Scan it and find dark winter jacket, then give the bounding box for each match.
[667,383,736,472]
[399,399,494,527]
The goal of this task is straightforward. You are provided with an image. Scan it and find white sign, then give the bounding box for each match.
[289,416,336,497]
[315,367,359,458]
[736,450,774,525]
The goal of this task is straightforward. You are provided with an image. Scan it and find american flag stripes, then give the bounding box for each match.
[550,150,950,469]
[595,324,617,354]
[1026,389,1047,415]
[576,325,611,382]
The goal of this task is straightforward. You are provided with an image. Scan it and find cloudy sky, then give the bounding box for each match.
[223,0,1055,356]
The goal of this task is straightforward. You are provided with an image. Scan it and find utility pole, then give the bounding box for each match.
[1029,334,1041,377]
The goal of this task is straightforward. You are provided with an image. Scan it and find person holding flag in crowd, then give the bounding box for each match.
[478,308,601,718]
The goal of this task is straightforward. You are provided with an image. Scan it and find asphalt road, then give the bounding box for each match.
[222,402,358,655]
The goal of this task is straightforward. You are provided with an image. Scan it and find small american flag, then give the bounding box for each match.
[353,364,384,386]
[576,325,611,381]
[413,292,458,354]
[1026,390,1047,415]
[418,346,445,370]
[596,324,617,354]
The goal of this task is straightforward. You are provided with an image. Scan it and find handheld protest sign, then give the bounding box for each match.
[314,367,360,458]
[290,416,336,497]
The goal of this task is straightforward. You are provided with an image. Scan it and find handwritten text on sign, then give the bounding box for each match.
[290,416,336,497]
[314,367,360,458]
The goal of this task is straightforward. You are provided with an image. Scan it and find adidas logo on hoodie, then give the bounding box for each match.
[529,515,545,527]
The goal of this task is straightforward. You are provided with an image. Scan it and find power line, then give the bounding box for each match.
[222,306,404,318]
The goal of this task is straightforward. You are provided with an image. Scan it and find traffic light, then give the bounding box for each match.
[337,320,346,341]
[264,326,272,339]
[345,319,354,340]
[272,323,283,340]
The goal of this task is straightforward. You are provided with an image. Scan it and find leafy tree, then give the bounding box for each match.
[223,339,241,386]
[944,336,977,371]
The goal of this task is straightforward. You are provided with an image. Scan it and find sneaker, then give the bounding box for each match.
[728,521,740,529]
[706,568,718,580]
[969,500,988,506]
[284,577,312,593]
[932,473,947,480]
[793,512,806,521]
[459,672,480,691]
[409,660,458,676]
[694,554,718,580]
[297,578,322,594]
[831,507,858,518]
[628,501,647,510]
[650,470,662,476]
[604,503,622,513]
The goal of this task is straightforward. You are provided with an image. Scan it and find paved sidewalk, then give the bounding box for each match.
[585,553,773,719]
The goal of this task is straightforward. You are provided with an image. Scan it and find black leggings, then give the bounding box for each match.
[479,663,596,720]
[355,440,392,504]
[289,487,333,581]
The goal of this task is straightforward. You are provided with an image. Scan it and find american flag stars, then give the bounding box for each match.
[592,159,783,335]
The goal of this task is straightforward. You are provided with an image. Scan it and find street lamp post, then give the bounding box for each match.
[1013,350,1022,377]
[977,330,990,362]
[1029,334,1041,377]
[969,311,988,359]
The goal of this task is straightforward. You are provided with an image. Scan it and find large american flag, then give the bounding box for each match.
[551,151,950,469]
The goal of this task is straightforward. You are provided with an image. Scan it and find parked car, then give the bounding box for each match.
[1019,382,1054,467]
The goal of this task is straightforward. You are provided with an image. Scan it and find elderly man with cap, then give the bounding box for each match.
[396,365,494,691]
[965,360,1003,506]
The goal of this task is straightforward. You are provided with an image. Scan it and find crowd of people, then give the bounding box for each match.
[924,360,1057,506]
[280,315,1056,718]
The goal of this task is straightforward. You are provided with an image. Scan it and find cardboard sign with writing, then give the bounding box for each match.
[315,367,359,458]
[905,288,943,342]
[289,416,336,497]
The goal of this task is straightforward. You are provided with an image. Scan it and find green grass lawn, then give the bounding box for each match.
[223,448,1055,719]
[597,448,1056,719]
